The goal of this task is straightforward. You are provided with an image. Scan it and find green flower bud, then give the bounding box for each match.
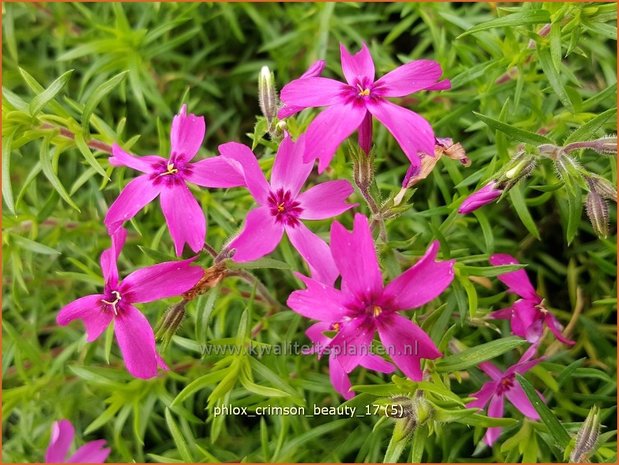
[569,405,601,463]
[258,66,278,127]
[585,189,610,239]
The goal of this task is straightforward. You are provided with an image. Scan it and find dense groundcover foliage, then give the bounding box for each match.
[2,2,617,463]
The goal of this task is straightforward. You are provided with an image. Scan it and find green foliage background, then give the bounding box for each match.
[2,2,617,463]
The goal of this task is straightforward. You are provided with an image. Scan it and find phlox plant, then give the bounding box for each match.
[2,2,617,464]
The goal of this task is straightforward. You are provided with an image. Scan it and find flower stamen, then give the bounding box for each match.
[101,290,122,315]
[373,305,382,317]
[159,163,179,176]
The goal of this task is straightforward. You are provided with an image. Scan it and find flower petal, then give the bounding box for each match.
[280,77,349,109]
[505,384,540,420]
[278,61,327,118]
[120,257,203,304]
[297,180,356,221]
[330,214,382,300]
[57,294,113,342]
[382,241,455,311]
[466,382,497,410]
[484,395,505,446]
[45,419,75,463]
[304,103,367,173]
[287,273,347,322]
[376,313,441,381]
[329,318,376,373]
[170,104,205,162]
[100,227,127,288]
[510,299,543,342]
[340,42,375,86]
[366,99,434,168]
[477,361,503,381]
[359,354,396,374]
[305,321,332,348]
[114,304,161,379]
[228,207,284,262]
[329,355,354,400]
[218,142,270,204]
[285,223,339,287]
[160,184,206,255]
[271,134,313,197]
[374,60,446,97]
[185,157,245,188]
[489,254,539,300]
[104,175,161,233]
[545,313,575,345]
[109,144,165,173]
[68,440,111,464]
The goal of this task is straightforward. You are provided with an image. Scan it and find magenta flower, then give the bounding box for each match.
[489,254,575,345]
[221,134,355,285]
[287,214,455,390]
[45,420,110,463]
[57,228,204,378]
[304,321,395,400]
[279,43,450,172]
[467,344,543,446]
[458,181,502,214]
[278,60,326,119]
[105,105,245,256]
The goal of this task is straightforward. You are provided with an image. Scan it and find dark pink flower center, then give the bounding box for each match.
[497,375,515,394]
[351,77,376,101]
[101,290,124,316]
[150,155,192,186]
[268,188,303,227]
[346,295,395,323]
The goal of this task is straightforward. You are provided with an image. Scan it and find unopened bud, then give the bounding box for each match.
[585,189,610,238]
[565,135,617,156]
[587,175,617,202]
[258,66,278,127]
[499,152,537,188]
[352,145,374,190]
[569,405,601,462]
[155,300,187,350]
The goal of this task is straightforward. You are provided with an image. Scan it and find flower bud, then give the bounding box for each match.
[569,405,601,463]
[458,181,503,214]
[258,66,278,127]
[585,189,610,238]
[155,300,187,350]
[565,135,617,156]
[352,144,374,191]
[587,175,617,201]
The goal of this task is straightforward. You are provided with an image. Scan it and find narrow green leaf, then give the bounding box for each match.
[516,374,571,449]
[509,185,541,240]
[538,47,573,110]
[28,70,74,116]
[39,138,80,211]
[74,132,108,178]
[458,10,551,38]
[564,107,618,144]
[474,112,553,145]
[164,408,195,462]
[2,132,16,215]
[436,337,527,372]
[10,235,60,256]
[82,72,128,135]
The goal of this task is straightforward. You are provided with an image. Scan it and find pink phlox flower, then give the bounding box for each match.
[458,181,502,214]
[287,213,455,396]
[489,254,575,345]
[279,43,450,172]
[278,60,326,119]
[45,419,110,463]
[467,343,545,446]
[220,133,356,286]
[57,228,204,378]
[105,104,245,256]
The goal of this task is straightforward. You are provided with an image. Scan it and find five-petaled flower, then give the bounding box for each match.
[45,419,110,463]
[467,344,544,446]
[287,213,455,397]
[279,43,450,173]
[57,228,204,378]
[105,105,245,256]
[221,133,356,285]
[489,254,575,345]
